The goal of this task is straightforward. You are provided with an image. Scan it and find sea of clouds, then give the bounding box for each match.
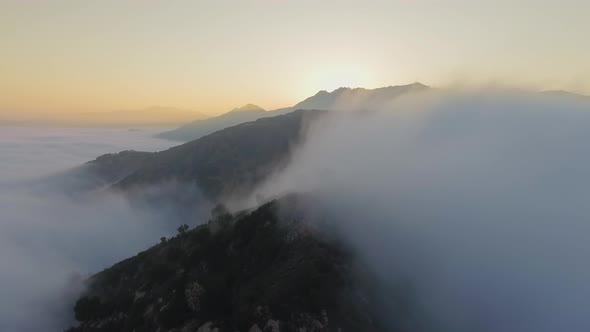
[0,127,184,332]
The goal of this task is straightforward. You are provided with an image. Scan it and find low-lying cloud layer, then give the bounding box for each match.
[254,90,590,331]
[0,128,194,332]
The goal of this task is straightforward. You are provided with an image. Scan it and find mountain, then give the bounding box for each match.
[66,111,389,331]
[157,104,268,141]
[63,84,444,332]
[86,110,325,200]
[293,82,429,111]
[66,195,383,332]
[228,104,266,113]
[158,83,430,142]
[85,84,431,192]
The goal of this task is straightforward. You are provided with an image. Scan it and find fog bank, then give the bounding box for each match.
[253,91,590,331]
[0,128,198,332]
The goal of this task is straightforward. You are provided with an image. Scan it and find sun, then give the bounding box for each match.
[303,63,376,94]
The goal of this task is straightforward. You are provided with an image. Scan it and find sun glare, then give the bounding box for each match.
[304,63,376,94]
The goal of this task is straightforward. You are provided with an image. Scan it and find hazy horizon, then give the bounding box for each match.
[2,0,589,121]
[2,82,588,127]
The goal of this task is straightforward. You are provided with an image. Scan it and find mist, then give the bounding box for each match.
[0,127,203,332]
[251,90,590,331]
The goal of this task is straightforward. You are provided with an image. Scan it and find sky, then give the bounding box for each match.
[2,0,590,117]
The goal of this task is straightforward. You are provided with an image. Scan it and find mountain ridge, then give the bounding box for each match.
[228,104,266,113]
[84,110,326,202]
[158,83,430,142]
[66,194,384,332]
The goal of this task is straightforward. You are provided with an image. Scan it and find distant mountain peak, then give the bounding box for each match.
[325,82,429,94]
[229,104,266,113]
[158,104,269,141]
[292,82,430,111]
[158,83,430,142]
[333,87,352,92]
[407,82,429,89]
[541,90,589,99]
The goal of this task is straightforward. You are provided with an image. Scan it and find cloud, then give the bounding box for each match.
[0,127,174,183]
[252,90,590,331]
[0,128,205,332]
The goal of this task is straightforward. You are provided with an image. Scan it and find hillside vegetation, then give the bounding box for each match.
[85,110,324,200]
[67,195,382,332]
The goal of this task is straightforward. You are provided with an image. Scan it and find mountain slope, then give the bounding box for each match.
[157,104,268,141]
[66,195,382,332]
[86,110,325,200]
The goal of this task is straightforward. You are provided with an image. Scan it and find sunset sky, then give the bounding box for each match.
[2,0,589,116]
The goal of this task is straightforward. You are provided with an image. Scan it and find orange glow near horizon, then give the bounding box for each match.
[2,1,589,121]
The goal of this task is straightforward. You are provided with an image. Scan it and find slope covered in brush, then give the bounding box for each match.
[67,195,383,332]
[83,110,324,200]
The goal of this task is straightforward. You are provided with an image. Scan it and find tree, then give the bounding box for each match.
[73,296,102,321]
[177,224,189,235]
